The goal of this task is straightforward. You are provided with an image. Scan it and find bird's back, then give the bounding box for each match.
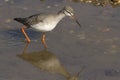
[14,13,48,26]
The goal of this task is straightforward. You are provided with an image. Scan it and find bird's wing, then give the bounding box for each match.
[26,13,48,25]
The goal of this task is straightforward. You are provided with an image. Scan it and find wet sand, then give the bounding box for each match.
[0,0,120,80]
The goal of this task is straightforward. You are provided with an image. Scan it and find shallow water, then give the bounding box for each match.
[0,0,120,80]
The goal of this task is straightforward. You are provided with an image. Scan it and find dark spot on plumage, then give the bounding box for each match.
[26,15,43,25]
[25,14,46,25]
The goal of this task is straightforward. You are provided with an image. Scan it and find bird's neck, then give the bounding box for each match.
[57,10,66,20]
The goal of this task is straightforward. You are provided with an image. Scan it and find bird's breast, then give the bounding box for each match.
[31,21,58,32]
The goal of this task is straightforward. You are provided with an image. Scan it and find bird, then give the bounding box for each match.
[14,6,81,49]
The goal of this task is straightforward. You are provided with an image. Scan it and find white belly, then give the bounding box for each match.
[31,22,57,32]
[30,14,65,32]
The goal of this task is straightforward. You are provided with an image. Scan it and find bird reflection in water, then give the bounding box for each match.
[17,43,85,80]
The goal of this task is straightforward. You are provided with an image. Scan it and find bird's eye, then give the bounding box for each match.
[66,10,73,15]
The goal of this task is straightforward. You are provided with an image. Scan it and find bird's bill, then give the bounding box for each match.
[70,16,81,28]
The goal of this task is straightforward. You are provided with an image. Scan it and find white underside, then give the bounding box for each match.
[31,22,57,32]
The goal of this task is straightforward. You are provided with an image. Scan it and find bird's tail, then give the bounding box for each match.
[14,18,26,23]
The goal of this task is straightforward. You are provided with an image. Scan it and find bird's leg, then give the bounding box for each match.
[41,32,47,49]
[21,26,31,43]
[22,43,30,54]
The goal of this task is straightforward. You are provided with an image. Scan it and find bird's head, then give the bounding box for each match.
[63,6,74,17]
[63,6,81,28]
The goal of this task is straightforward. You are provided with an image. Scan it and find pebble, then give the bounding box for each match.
[4,0,14,4]
[5,19,11,23]
[4,0,9,2]
[54,4,58,7]
[77,34,86,40]
[69,30,74,34]
[47,6,51,9]
[102,28,110,32]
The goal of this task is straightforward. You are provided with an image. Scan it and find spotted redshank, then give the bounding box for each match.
[14,6,81,49]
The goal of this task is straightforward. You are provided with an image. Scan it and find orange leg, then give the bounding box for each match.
[21,26,31,43]
[41,32,47,49]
